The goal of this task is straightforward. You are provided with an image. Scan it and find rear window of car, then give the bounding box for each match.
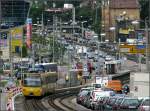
[122,99,139,106]
[142,99,150,106]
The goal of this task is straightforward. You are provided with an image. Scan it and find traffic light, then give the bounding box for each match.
[122,85,130,94]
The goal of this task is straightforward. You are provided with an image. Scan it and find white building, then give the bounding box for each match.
[130,72,149,98]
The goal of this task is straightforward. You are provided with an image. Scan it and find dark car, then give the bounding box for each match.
[104,97,118,110]
[118,98,140,110]
[112,97,125,110]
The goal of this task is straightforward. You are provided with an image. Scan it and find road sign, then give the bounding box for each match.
[120,48,130,53]
[136,45,146,49]
[119,44,146,54]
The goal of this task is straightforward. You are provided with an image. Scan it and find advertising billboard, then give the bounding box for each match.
[26,18,32,48]
[11,27,23,53]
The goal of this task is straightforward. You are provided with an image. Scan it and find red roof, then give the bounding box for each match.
[109,0,139,9]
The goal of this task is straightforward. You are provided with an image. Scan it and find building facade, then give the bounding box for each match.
[101,0,140,42]
[0,0,29,26]
[130,72,149,97]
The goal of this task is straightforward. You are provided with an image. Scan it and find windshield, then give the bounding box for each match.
[23,77,41,87]
[79,91,88,96]
[142,99,150,106]
[93,84,101,88]
[122,99,139,106]
[115,98,124,105]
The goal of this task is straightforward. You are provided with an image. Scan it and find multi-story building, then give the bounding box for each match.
[0,0,29,60]
[101,0,140,42]
[0,0,30,26]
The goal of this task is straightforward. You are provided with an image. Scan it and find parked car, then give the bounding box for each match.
[118,98,140,110]
[111,97,125,110]
[104,97,118,110]
[138,97,150,111]
[90,90,115,110]
[76,90,89,104]
[105,55,113,61]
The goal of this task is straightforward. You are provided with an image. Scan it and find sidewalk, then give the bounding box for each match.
[0,92,7,110]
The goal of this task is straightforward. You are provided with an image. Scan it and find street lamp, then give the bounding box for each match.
[132,19,150,72]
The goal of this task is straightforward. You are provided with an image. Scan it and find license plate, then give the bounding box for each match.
[129,106,136,108]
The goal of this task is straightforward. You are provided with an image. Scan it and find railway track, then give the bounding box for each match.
[16,86,86,111]
[24,97,48,111]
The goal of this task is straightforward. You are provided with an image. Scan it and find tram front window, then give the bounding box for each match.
[23,78,41,87]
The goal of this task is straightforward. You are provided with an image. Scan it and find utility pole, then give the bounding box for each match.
[145,19,149,72]
[9,30,13,77]
[52,2,56,63]
[52,15,55,63]
[39,12,44,63]
[72,7,75,62]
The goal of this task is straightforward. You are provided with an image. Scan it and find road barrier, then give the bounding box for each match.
[6,87,22,111]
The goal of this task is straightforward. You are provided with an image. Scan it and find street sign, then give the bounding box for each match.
[120,48,130,53]
[136,45,146,49]
[119,44,146,54]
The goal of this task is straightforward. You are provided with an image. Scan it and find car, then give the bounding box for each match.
[90,90,115,110]
[79,87,94,93]
[91,83,102,90]
[104,97,118,110]
[76,90,90,104]
[105,55,113,61]
[118,98,140,110]
[138,97,150,111]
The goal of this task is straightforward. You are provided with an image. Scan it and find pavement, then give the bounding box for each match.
[0,93,7,110]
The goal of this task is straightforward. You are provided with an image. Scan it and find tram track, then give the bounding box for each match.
[18,86,86,111]
[24,98,48,111]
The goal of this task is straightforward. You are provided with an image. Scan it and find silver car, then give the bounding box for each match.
[138,98,150,111]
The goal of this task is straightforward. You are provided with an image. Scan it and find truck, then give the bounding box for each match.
[106,80,122,92]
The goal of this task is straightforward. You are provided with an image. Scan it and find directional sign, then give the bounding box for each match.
[119,44,146,54]
[136,45,146,49]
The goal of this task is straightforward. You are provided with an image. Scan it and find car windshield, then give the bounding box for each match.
[142,99,150,106]
[115,98,124,105]
[23,77,41,87]
[109,98,117,104]
[122,99,139,106]
[79,91,89,97]
[93,84,101,88]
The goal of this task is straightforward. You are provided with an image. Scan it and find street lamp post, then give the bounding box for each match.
[81,21,87,54]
